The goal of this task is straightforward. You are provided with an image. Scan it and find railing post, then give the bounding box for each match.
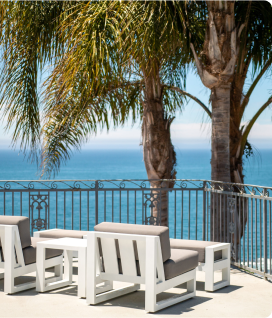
[202,181,206,241]
[95,181,99,225]
[263,188,268,279]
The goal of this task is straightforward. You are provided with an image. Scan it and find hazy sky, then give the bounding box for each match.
[0,67,271,151]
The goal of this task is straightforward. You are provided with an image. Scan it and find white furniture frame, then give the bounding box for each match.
[86,231,196,313]
[36,238,112,298]
[34,229,87,257]
[197,243,230,291]
[0,225,63,294]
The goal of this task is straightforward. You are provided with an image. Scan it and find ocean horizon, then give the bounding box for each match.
[0,148,271,187]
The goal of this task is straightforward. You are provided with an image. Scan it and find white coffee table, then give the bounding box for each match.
[36,237,87,298]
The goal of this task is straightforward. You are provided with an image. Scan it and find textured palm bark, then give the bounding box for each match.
[229,58,250,185]
[141,65,176,226]
[211,85,231,183]
[228,53,252,244]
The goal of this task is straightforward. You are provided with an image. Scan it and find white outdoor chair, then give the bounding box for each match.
[170,239,230,291]
[0,216,63,294]
[86,230,198,313]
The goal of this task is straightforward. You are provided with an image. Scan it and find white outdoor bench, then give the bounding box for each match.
[0,216,63,294]
[86,230,198,313]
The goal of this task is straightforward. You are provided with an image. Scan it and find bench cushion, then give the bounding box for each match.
[107,249,198,280]
[95,222,171,262]
[170,239,222,263]
[23,237,63,265]
[163,249,199,280]
[0,216,31,248]
[38,229,89,239]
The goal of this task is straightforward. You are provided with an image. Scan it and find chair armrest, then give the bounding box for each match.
[205,243,230,264]
[206,243,230,252]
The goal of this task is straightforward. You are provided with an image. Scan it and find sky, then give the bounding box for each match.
[0,66,271,152]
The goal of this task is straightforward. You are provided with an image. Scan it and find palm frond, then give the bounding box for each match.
[0,1,71,158]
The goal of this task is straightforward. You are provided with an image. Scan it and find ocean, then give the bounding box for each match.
[0,148,271,186]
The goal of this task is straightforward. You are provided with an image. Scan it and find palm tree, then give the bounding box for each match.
[187,1,272,241]
[229,1,272,184]
[187,0,272,184]
[0,1,207,226]
[41,1,199,226]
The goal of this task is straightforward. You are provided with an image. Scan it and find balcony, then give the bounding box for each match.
[0,179,271,317]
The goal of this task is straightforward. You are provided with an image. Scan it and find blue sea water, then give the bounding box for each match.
[0,148,271,185]
[0,148,271,236]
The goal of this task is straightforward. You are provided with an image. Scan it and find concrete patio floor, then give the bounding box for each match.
[0,263,271,318]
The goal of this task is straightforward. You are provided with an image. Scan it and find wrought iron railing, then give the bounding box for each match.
[0,179,271,280]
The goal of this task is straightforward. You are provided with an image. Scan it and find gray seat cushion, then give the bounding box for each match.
[0,216,31,248]
[170,239,222,263]
[94,222,171,262]
[38,229,89,239]
[23,237,63,265]
[163,249,199,280]
[106,250,198,281]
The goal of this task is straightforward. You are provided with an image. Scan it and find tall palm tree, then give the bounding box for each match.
[42,1,201,226]
[229,1,272,184]
[187,0,272,184]
[0,1,207,226]
[187,0,272,241]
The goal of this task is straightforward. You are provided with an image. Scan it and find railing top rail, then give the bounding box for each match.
[0,179,271,197]
[0,179,205,191]
[0,178,271,188]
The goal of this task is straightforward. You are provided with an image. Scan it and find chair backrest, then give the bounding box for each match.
[0,216,31,249]
[90,231,165,284]
[94,222,171,262]
[0,224,26,268]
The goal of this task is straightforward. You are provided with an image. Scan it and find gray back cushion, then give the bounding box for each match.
[94,222,171,262]
[39,229,89,239]
[0,216,31,248]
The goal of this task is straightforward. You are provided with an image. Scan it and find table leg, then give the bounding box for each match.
[63,250,73,285]
[78,248,86,298]
[36,246,46,292]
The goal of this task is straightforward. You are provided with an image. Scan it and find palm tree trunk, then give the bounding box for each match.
[211,85,231,183]
[190,1,238,242]
[141,65,176,226]
[229,58,250,185]
[229,62,251,244]
[210,84,232,242]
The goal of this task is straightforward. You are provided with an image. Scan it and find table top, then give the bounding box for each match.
[37,237,87,250]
